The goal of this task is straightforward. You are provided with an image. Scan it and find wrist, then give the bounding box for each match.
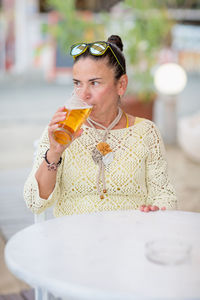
[44,149,62,171]
[48,148,63,162]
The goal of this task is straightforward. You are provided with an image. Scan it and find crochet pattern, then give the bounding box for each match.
[24,118,177,216]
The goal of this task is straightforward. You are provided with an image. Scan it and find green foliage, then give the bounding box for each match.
[162,0,200,8]
[47,0,105,54]
[106,0,174,99]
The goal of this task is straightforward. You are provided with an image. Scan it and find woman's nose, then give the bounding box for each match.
[77,87,91,102]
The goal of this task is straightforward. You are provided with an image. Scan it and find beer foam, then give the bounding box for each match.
[64,105,92,110]
[64,91,92,110]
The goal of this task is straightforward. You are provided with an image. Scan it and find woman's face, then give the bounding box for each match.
[72,57,127,116]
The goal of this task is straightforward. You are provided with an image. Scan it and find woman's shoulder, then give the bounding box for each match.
[126,114,155,129]
[127,116,162,142]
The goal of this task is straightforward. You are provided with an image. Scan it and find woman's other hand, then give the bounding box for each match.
[139,205,166,212]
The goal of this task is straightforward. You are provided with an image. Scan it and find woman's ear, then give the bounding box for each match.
[117,74,128,97]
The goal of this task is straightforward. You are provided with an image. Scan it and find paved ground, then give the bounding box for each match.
[0,70,200,295]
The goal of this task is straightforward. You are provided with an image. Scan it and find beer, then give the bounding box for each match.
[54,106,92,145]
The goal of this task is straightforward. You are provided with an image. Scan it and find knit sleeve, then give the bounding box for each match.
[145,122,177,209]
[23,127,63,214]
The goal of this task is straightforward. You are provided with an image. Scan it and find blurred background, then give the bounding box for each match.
[0,0,200,296]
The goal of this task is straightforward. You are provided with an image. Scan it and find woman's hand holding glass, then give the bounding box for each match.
[48,106,83,156]
[50,89,92,149]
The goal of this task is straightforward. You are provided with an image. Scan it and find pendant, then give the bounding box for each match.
[102,152,114,166]
[96,142,112,156]
[92,142,114,166]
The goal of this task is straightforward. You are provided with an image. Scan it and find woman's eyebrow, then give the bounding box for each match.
[88,77,102,81]
[73,77,102,82]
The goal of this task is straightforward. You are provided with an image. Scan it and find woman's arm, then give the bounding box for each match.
[35,106,68,199]
[24,107,82,214]
[23,126,62,214]
[35,149,63,199]
[145,122,177,210]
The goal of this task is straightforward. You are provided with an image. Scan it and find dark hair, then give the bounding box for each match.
[73,35,126,80]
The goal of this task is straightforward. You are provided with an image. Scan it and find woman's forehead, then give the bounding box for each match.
[73,56,106,68]
[73,57,114,78]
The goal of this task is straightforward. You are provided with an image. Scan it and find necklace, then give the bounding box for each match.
[87,107,128,199]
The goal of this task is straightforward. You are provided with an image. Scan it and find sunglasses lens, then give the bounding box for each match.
[90,42,107,55]
[71,43,87,56]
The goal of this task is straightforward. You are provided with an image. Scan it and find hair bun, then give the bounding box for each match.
[107,35,123,52]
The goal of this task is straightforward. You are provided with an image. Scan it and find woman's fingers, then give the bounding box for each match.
[140,205,160,212]
[57,106,66,112]
[48,123,60,133]
[140,205,146,212]
[144,206,150,212]
[150,205,159,211]
[49,111,67,127]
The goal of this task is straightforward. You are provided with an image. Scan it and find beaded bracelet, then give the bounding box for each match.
[44,149,62,171]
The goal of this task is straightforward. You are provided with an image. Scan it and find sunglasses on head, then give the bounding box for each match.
[70,41,124,73]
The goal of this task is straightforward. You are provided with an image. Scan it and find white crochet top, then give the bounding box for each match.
[24,118,177,216]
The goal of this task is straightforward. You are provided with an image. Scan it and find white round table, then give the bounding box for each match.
[5,210,200,300]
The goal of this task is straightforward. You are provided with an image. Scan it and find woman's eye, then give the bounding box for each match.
[73,81,80,87]
[92,81,99,86]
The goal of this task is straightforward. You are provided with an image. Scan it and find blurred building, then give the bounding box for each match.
[0,0,200,76]
[0,0,121,74]
[0,0,40,73]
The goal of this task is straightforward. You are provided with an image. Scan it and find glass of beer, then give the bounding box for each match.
[53,89,92,145]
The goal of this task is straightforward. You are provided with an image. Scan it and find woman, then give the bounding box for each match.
[24,35,177,216]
